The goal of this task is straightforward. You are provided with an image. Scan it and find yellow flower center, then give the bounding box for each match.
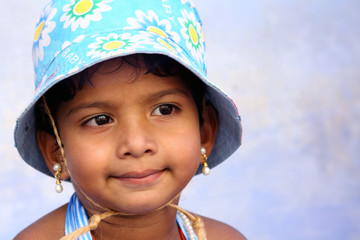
[147,26,168,38]
[189,24,198,45]
[74,0,93,15]
[158,39,176,52]
[34,21,45,41]
[103,41,125,50]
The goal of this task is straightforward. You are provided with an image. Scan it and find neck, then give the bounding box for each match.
[88,206,182,240]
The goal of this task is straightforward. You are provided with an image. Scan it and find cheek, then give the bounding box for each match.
[170,129,202,175]
[62,136,110,181]
[182,144,201,174]
[173,115,202,170]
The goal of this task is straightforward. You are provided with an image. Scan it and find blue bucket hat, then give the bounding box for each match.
[14,0,242,177]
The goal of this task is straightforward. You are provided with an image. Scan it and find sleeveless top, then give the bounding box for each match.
[65,193,197,240]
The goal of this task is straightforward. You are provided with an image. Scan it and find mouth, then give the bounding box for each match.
[114,169,166,187]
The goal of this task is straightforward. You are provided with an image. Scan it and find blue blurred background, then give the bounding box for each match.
[1,0,359,239]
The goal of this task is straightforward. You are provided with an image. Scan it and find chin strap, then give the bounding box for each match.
[60,204,207,240]
[60,211,114,240]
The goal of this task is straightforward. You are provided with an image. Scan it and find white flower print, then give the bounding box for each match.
[126,10,180,43]
[178,9,205,63]
[33,4,57,67]
[87,32,143,59]
[60,0,112,31]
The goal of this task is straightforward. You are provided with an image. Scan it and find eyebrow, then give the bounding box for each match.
[66,101,116,117]
[65,88,190,117]
[145,88,190,102]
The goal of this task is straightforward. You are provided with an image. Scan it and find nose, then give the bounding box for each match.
[115,117,157,159]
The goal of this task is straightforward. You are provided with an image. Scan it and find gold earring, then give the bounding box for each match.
[201,147,210,176]
[53,163,63,193]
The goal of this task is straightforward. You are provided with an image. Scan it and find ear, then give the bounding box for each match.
[200,102,219,157]
[36,130,70,180]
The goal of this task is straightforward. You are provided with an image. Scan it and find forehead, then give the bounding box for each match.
[56,62,195,117]
[90,62,186,90]
[79,55,184,84]
[76,55,201,91]
[84,57,185,88]
[68,58,192,102]
[49,54,205,115]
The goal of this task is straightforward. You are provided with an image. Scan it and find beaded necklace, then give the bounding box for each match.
[177,212,197,240]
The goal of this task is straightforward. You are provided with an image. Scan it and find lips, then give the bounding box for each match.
[114,169,165,186]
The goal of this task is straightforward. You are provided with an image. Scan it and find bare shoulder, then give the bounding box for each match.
[201,215,247,240]
[14,203,68,240]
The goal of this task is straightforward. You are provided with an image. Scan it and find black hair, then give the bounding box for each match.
[35,54,206,136]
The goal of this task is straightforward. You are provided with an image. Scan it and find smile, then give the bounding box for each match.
[114,169,165,187]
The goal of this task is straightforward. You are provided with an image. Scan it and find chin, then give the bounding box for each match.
[108,193,179,216]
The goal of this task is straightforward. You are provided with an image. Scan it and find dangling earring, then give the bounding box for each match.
[201,147,210,176]
[53,163,63,193]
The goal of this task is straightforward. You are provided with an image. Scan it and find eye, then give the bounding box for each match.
[152,104,178,116]
[84,115,113,126]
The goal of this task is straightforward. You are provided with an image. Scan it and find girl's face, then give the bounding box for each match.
[56,60,203,214]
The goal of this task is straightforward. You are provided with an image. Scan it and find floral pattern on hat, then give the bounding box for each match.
[125,10,181,43]
[140,33,191,67]
[54,34,86,59]
[178,9,205,64]
[33,3,57,67]
[87,32,143,59]
[60,0,113,31]
[125,9,191,66]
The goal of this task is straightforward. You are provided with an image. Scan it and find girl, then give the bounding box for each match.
[14,0,244,239]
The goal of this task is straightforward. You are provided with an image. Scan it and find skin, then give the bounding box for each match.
[15,59,247,240]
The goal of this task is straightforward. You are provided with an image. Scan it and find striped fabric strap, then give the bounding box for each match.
[65,193,92,240]
[65,193,196,240]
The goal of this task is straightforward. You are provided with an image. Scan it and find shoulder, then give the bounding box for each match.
[14,203,68,240]
[201,215,247,240]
